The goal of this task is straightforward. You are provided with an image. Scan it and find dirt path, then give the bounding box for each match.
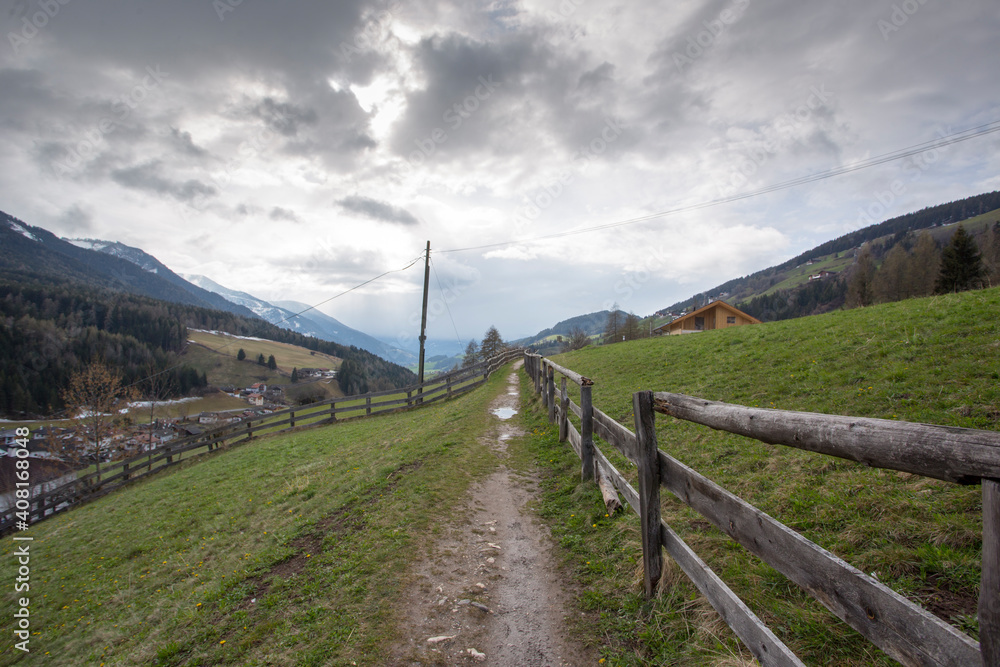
[388,363,594,666]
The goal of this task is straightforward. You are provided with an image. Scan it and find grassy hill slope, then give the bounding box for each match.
[187,330,342,374]
[0,367,514,666]
[519,287,999,664]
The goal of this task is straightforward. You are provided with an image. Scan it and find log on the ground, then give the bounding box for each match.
[596,462,623,514]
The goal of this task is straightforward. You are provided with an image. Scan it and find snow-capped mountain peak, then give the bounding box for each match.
[65,238,161,273]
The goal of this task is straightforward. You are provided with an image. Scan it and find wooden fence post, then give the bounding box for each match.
[123,461,130,481]
[366,395,372,417]
[547,364,556,423]
[633,390,663,598]
[581,384,594,482]
[539,361,547,408]
[559,378,568,442]
[447,375,453,399]
[534,357,541,395]
[981,478,1000,665]
[331,399,338,422]
[290,409,295,429]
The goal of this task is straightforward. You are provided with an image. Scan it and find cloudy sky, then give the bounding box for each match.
[1,0,998,348]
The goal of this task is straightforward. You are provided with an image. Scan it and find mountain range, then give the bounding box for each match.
[0,210,417,367]
[182,274,416,367]
[0,213,257,319]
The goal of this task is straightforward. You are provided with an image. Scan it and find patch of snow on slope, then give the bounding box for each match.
[8,221,41,242]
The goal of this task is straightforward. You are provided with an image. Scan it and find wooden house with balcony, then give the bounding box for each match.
[654,300,760,335]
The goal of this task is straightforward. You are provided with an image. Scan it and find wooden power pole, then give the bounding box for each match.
[417,241,431,400]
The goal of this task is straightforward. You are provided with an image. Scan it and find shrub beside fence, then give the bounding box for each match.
[0,348,523,536]
[524,351,999,667]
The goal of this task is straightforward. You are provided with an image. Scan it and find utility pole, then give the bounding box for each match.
[417,241,431,402]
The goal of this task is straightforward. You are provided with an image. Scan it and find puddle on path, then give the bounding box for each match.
[491,407,517,420]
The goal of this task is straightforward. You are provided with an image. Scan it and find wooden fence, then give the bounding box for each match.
[0,347,523,536]
[524,352,1000,667]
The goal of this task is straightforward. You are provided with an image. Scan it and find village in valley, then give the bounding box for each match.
[0,366,338,506]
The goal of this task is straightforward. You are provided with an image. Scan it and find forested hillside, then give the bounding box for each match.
[662,189,1000,315]
[0,279,416,418]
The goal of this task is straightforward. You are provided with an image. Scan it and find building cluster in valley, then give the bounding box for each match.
[0,376,303,495]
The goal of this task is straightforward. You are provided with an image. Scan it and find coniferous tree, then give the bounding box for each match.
[267,354,277,371]
[290,367,299,383]
[480,327,504,360]
[935,224,985,293]
[237,348,246,361]
[257,353,266,366]
[462,340,480,368]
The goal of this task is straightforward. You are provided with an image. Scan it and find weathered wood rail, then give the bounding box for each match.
[523,352,998,667]
[0,348,523,536]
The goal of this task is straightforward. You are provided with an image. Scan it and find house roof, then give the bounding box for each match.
[654,300,761,333]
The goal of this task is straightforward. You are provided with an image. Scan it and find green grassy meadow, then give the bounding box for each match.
[186,331,342,375]
[515,287,999,665]
[0,365,514,666]
[2,287,998,666]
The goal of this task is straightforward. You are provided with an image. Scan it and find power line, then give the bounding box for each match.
[430,255,466,351]
[121,253,427,393]
[439,119,1000,254]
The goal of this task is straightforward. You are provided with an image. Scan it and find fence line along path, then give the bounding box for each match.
[524,351,996,667]
[1,348,523,536]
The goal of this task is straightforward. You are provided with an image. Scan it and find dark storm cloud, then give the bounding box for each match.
[269,207,300,223]
[338,196,419,226]
[111,162,216,203]
[168,128,209,158]
[267,245,387,287]
[249,99,318,138]
[391,29,625,163]
[577,62,615,91]
[2,0,384,173]
[56,204,93,234]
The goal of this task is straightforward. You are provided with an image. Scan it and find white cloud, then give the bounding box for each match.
[0,0,998,341]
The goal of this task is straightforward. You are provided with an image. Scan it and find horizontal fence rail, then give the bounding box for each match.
[1,348,523,536]
[521,352,996,667]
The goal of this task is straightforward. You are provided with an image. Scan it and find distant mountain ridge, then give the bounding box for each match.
[514,309,626,354]
[659,189,1000,314]
[64,237,260,319]
[184,275,417,367]
[0,211,255,319]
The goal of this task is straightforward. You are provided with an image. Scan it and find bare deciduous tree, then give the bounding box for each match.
[61,361,137,478]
